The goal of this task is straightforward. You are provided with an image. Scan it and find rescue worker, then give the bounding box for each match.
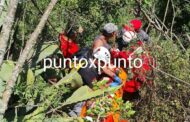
[66,47,122,117]
[59,24,84,58]
[117,19,150,51]
[57,46,122,89]
[78,46,122,88]
[93,23,118,51]
[113,21,154,101]
[130,19,150,42]
[92,23,120,83]
[117,28,137,51]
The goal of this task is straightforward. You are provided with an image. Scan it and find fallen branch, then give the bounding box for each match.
[0,0,58,116]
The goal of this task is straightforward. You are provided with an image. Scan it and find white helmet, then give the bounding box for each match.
[122,31,137,43]
[93,47,111,63]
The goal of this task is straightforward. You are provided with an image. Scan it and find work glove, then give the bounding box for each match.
[110,75,122,87]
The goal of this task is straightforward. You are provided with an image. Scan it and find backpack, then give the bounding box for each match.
[72,47,92,60]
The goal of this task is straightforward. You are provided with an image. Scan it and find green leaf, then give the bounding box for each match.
[62,85,121,106]
[33,43,59,63]
[34,68,44,76]
[63,86,101,105]
[144,0,151,6]
[125,101,133,110]
[0,60,15,81]
[25,113,45,122]
[44,117,84,122]
[127,110,135,117]
[27,69,35,86]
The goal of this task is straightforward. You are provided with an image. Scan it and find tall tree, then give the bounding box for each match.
[0,0,5,16]
[0,0,58,116]
[0,0,18,67]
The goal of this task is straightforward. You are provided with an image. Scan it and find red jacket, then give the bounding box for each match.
[59,33,79,58]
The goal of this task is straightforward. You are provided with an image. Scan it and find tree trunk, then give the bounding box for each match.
[0,0,58,116]
[0,0,18,67]
[0,0,5,16]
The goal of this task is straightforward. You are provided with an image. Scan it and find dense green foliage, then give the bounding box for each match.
[0,0,189,121]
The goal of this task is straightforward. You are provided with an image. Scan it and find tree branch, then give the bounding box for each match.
[162,0,170,29]
[31,0,58,33]
[186,33,190,43]
[152,66,190,87]
[0,0,18,67]
[140,7,186,51]
[0,0,58,116]
[0,0,5,16]
[170,0,176,39]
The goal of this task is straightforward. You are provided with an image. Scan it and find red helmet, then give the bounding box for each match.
[130,19,142,31]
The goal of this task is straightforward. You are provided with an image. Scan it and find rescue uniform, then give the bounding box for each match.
[59,33,79,58]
